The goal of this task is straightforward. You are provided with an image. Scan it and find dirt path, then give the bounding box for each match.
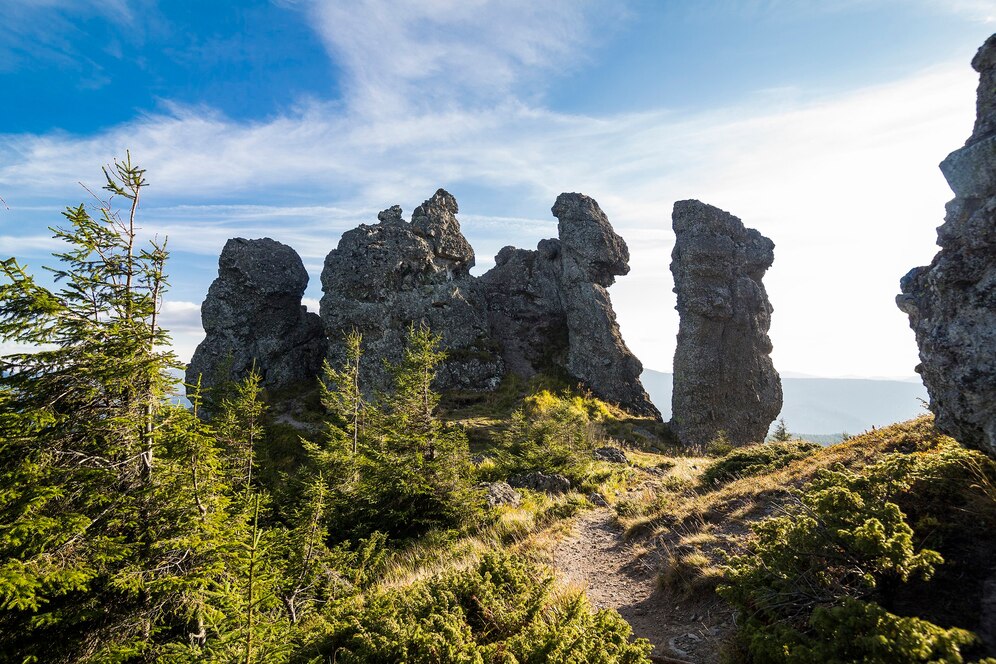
[552,508,733,664]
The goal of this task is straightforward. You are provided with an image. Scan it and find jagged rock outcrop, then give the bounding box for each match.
[190,189,659,418]
[669,200,782,447]
[897,34,996,457]
[186,238,325,392]
[480,193,659,418]
[320,190,503,392]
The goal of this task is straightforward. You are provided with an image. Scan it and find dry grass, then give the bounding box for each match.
[630,416,947,541]
[611,416,953,604]
[659,549,725,597]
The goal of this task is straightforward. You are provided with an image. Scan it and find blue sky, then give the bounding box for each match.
[1,0,993,378]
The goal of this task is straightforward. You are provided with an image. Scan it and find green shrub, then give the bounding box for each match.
[702,440,820,486]
[720,440,996,663]
[308,553,652,663]
[491,389,601,484]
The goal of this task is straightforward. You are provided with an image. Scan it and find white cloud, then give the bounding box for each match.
[158,300,203,365]
[301,0,619,115]
[0,1,982,377]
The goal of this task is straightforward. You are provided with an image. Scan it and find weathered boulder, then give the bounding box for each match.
[186,238,325,393]
[508,471,571,495]
[478,481,521,508]
[897,34,996,457]
[480,193,660,418]
[593,447,628,464]
[190,189,660,420]
[320,190,503,392]
[669,200,782,447]
[479,241,569,377]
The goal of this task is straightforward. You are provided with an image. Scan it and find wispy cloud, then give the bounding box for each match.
[300,0,621,115]
[0,0,134,75]
[1,60,975,374]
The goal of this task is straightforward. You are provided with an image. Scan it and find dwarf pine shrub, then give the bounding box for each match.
[309,552,652,663]
[720,436,996,663]
[702,440,820,486]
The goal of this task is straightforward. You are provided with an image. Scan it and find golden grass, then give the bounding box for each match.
[610,416,954,604]
[629,415,949,541]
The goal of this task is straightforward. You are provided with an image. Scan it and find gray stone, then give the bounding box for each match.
[587,491,609,507]
[897,34,996,457]
[480,193,660,418]
[479,481,521,507]
[669,201,783,447]
[190,190,660,420]
[479,243,569,377]
[593,446,628,464]
[319,189,503,393]
[508,471,571,495]
[186,238,325,394]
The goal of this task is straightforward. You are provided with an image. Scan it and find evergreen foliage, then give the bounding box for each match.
[315,323,479,541]
[720,438,996,663]
[701,440,820,486]
[309,552,652,663]
[769,418,791,442]
[493,389,604,484]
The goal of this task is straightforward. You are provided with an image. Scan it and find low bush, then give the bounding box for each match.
[702,440,820,486]
[491,389,605,484]
[720,437,996,663]
[308,552,652,663]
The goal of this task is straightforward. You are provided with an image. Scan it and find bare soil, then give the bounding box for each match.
[552,508,735,664]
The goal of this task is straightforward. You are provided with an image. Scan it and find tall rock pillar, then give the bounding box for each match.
[669,200,782,447]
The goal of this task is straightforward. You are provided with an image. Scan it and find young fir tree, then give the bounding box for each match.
[0,158,283,661]
[320,329,364,456]
[214,366,266,496]
[770,418,792,442]
[344,323,476,539]
[0,156,187,658]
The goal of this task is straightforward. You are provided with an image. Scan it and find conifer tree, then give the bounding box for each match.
[0,155,183,658]
[321,330,364,455]
[341,323,476,539]
[770,418,792,442]
[215,366,266,495]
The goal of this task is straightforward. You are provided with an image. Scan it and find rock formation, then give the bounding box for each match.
[320,190,502,392]
[897,34,996,457]
[480,193,659,418]
[186,238,325,393]
[669,200,782,447]
[188,190,659,418]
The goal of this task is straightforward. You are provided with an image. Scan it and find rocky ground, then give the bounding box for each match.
[552,507,735,664]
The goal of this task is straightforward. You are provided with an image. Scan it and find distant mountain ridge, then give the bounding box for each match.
[641,369,928,437]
